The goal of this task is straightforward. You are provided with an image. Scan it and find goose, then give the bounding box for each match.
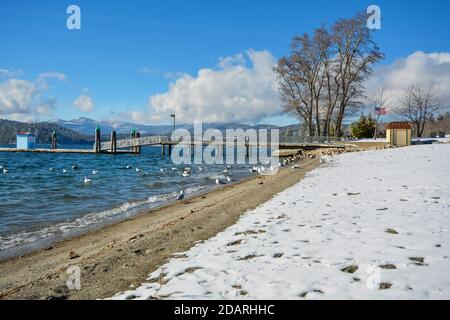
[176,190,184,201]
[84,177,91,184]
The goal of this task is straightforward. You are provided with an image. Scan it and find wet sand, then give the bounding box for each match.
[0,159,318,300]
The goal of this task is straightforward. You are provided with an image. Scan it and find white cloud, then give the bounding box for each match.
[73,89,94,112]
[0,72,66,119]
[136,49,281,124]
[0,79,36,115]
[366,51,450,111]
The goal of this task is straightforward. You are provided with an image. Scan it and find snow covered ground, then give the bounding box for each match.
[112,144,450,300]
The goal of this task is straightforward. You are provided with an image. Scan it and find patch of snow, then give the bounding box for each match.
[111,145,450,300]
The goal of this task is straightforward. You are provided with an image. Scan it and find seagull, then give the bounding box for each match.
[216,178,226,185]
[2,168,8,174]
[49,167,54,171]
[84,177,91,184]
[171,167,177,171]
[160,168,164,172]
[182,171,190,177]
[62,169,67,174]
[136,168,142,172]
[0,165,3,169]
[251,166,258,173]
[126,165,132,169]
[92,170,98,175]
[176,190,184,201]
[198,167,203,171]
[226,176,231,182]
[72,165,79,170]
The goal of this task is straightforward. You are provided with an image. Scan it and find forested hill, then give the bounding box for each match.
[0,119,93,145]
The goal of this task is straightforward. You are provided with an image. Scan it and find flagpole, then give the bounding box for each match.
[374,112,380,140]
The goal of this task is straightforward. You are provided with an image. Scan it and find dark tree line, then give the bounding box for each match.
[274,12,384,137]
[0,119,92,145]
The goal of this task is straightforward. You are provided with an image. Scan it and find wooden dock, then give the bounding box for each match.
[0,148,136,154]
[0,134,346,155]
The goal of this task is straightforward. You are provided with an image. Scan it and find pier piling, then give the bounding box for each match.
[94,127,101,153]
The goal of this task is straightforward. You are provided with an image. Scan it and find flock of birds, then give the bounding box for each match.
[1,158,296,202]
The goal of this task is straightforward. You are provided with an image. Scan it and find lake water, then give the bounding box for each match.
[0,144,257,259]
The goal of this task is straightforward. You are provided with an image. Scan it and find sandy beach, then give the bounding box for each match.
[0,158,318,300]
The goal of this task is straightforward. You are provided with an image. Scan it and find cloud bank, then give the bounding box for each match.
[0,70,66,120]
[366,51,450,110]
[133,49,282,124]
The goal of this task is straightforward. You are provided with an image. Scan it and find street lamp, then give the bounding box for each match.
[170,114,176,133]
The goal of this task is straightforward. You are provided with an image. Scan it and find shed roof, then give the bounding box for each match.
[386,122,412,130]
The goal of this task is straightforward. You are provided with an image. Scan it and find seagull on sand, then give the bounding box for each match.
[176,190,184,201]
[84,177,91,184]
[216,178,226,185]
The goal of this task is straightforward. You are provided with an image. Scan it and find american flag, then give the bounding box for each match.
[375,107,387,115]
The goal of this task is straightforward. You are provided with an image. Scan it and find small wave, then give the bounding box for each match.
[0,184,208,253]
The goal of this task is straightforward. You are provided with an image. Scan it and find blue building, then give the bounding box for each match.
[16,133,36,150]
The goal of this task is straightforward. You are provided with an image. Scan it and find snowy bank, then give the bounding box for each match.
[112,145,450,300]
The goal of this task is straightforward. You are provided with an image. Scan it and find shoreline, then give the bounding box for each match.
[0,158,319,300]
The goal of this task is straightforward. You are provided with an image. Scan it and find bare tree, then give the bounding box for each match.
[398,83,442,137]
[274,29,329,136]
[332,12,384,137]
[275,12,384,138]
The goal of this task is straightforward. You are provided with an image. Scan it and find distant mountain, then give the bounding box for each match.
[0,119,92,145]
[50,117,284,137]
[50,117,180,136]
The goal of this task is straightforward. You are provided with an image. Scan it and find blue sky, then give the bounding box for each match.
[1,0,450,125]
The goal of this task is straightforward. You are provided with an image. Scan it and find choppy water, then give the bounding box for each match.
[0,144,256,259]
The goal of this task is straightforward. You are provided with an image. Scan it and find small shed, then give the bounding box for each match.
[16,132,36,150]
[386,122,412,147]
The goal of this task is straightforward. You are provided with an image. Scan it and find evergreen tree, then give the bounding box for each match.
[351,115,376,139]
